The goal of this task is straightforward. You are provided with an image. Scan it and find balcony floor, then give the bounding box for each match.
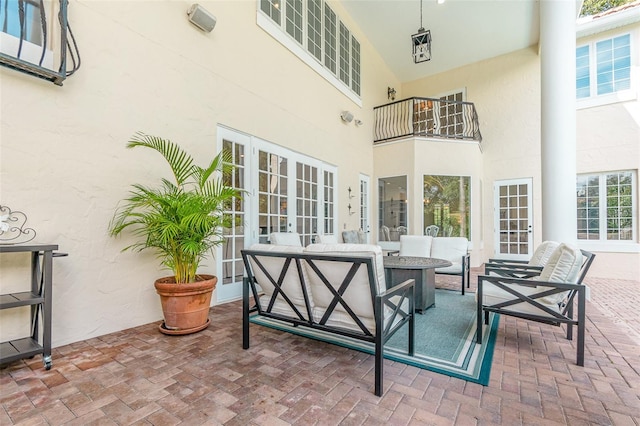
[2,271,639,425]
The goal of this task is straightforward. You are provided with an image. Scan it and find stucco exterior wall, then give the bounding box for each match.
[0,1,398,346]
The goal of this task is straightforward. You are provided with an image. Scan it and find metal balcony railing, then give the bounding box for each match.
[373,97,482,145]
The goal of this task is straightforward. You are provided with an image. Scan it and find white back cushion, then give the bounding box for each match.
[246,244,312,317]
[528,241,560,266]
[399,235,433,257]
[536,243,583,305]
[303,244,385,323]
[317,234,339,244]
[270,232,302,247]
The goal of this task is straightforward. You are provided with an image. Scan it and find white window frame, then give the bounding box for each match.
[256,0,362,106]
[576,31,637,110]
[577,170,639,253]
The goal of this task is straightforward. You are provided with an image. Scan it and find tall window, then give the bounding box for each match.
[307,0,322,61]
[338,22,350,86]
[576,33,631,100]
[257,0,361,102]
[285,0,303,44]
[323,4,337,74]
[423,175,471,238]
[577,171,636,242]
[351,36,360,96]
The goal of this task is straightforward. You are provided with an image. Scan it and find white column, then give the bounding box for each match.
[540,0,577,243]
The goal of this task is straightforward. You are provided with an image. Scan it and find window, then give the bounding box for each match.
[323,4,337,74]
[423,175,471,239]
[307,0,322,61]
[1,0,44,45]
[577,171,636,242]
[351,36,360,96]
[257,0,361,104]
[338,22,350,86]
[285,0,303,44]
[576,33,632,100]
[438,92,464,137]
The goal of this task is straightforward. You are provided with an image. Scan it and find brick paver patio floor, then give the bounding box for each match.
[1,269,639,425]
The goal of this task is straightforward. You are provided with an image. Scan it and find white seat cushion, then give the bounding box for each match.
[399,235,433,257]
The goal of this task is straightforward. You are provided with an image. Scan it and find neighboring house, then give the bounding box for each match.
[0,1,637,347]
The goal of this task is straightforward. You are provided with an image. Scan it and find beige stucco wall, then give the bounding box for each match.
[0,1,399,346]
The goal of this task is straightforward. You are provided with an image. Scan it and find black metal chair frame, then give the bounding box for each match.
[476,250,595,366]
[241,249,415,396]
[435,253,471,295]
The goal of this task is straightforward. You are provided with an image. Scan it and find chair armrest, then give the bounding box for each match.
[379,278,415,298]
[488,258,528,265]
[484,263,542,279]
[478,274,583,291]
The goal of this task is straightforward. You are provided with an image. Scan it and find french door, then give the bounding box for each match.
[493,178,533,260]
[216,127,337,302]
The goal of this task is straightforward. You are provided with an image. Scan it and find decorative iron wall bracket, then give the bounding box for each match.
[0,205,37,244]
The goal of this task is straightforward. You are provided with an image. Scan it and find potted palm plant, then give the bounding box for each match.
[109,132,240,335]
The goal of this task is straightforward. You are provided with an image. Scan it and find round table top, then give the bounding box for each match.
[383,256,452,270]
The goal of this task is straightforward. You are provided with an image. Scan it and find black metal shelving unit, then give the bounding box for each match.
[0,244,60,370]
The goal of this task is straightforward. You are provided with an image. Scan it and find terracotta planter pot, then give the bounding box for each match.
[154,275,217,335]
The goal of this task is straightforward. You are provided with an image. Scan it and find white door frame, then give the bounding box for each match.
[493,178,533,260]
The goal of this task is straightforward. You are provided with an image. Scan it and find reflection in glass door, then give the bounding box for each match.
[296,162,318,246]
[258,150,289,243]
[360,174,370,242]
[217,128,249,302]
[494,178,533,260]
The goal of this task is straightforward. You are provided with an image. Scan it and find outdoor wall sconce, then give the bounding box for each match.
[187,4,217,32]
[388,87,396,101]
[340,111,354,123]
[412,0,432,63]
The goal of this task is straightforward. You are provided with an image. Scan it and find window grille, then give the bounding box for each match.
[577,171,636,242]
[0,0,80,85]
[257,0,360,102]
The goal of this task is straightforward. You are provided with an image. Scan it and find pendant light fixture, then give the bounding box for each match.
[412,0,432,63]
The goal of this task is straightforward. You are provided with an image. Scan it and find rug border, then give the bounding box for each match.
[249,311,499,386]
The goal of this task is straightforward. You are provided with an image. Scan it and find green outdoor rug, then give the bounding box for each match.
[249,289,500,385]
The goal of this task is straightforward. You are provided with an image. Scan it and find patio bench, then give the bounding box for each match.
[241,243,415,396]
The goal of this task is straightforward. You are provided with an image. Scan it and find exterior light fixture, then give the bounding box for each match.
[340,111,354,123]
[388,87,396,100]
[412,0,431,63]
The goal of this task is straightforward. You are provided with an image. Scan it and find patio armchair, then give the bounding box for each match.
[476,243,595,366]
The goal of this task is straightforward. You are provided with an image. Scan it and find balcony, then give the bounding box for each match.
[373,97,482,145]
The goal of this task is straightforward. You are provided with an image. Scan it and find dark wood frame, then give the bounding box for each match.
[241,249,415,396]
[476,250,595,366]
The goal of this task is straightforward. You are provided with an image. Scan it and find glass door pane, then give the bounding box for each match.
[494,178,533,259]
[258,150,289,243]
